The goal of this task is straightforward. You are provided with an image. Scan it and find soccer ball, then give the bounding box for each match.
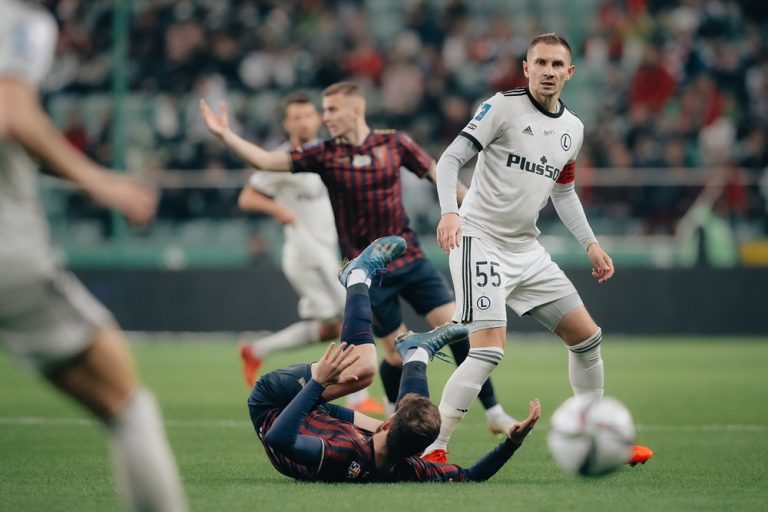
[547,395,636,476]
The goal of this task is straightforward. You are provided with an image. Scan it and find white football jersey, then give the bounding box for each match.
[248,147,338,260]
[459,88,584,251]
[0,1,59,288]
[0,0,57,86]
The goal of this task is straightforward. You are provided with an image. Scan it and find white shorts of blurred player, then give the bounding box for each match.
[0,270,113,373]
[450,236,580,333]
[281,244,345,322]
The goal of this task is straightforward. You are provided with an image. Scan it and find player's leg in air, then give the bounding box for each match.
[393,323,470,404]
[238,242,384,414]
[321,235,409,401]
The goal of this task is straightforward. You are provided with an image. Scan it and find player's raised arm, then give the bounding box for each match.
[0,79,156,226]
[199,98,292,172]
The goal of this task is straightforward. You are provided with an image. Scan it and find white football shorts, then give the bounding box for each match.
[0,270,113,373]
[450,236,577,327]
[282,244,345,321]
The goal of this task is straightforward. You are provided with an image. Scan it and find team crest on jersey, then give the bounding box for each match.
[347,461,362,479]
[353,155,372,167]
[473,103,491,121]
[477,296,491,310]
[560,133,572,151]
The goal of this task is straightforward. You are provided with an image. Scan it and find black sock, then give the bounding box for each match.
[396,361,428,404]
[449,336,499,409]
[340,284,374,346]
[379,359,402,404]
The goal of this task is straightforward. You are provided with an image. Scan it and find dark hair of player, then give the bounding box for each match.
[528,32,572,59]
[385,393,441,462]
[282,92,315,113]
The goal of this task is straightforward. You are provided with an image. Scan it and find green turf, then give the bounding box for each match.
[1,337,767,511]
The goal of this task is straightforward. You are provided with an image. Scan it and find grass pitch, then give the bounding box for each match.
[1,336,767,511]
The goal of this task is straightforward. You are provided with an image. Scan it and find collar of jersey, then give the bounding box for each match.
[525,88,565,119]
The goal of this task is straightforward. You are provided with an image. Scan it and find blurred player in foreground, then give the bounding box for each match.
[0,1,187,510]
[428,32,652,465]
[201,82,516,432]
[248,236,540,482]
[238,92,383,414]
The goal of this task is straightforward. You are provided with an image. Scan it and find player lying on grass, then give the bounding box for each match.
[247,236,540,482]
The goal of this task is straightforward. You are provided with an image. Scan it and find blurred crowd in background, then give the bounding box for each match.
[39,0,768,241]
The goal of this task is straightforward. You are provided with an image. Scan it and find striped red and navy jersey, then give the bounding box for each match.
[258,408,471,483]
[289,129,433,271]
[259,408,378,482]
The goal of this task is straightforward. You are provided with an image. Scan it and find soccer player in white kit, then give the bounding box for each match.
[238,94,383,414]
[0,2,187,510]
[425,33,652,465]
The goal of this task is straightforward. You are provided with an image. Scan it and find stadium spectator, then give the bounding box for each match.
[37,0,768,241]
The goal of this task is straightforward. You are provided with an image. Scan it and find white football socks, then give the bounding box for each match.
[346,268,371,288]
[403,347,430,365]
[424,347,504,454]
[107,389,187,512]
[251,320,319,358]
[568,329,604,399]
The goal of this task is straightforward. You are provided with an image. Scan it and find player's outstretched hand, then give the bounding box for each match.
[437,212,462,254]
[313,342,360,388]
[199,99,230,138]
[587,243,615,283]
[88,173,157,226]
[507,399,540,446]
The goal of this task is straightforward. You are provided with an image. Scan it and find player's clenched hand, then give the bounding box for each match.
[507,399,540,446]
[199,99,230,138]
[88,174,157,226]
[313,342,360,387]
[587,243,614,283]
[437,212,462,254]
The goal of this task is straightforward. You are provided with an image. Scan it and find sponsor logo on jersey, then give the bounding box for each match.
[467,122,477,130]
[543,128,555,137]
[352,155,372,167]
[522,125,534,136]
[505,152,562,181]
[477,296,491,310]
[560,133,572,151]
[372,147,387,166]
[473,102,492,121]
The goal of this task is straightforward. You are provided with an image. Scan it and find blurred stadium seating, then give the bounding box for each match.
[38,0,767,269]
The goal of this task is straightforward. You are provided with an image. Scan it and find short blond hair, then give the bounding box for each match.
[322,81,364,98]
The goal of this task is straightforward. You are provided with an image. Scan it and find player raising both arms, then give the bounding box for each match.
[425,33,653,465]
[248,236,540,483]
[0,1,187,510]
[237,92,382,414]
[201,82,516,432]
